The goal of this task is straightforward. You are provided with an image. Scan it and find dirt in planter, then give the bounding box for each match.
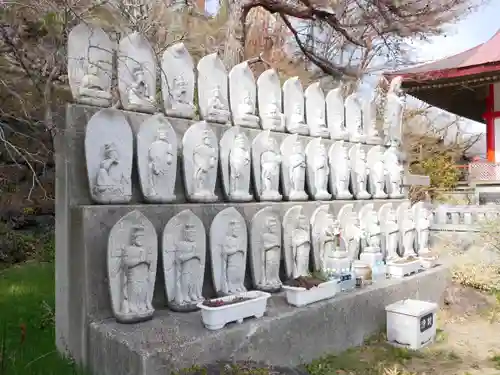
[392,255,418,264]
[202,296,253,307]
[284,275,325,290]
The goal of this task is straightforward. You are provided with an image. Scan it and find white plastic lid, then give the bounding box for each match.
[385,299,438,317]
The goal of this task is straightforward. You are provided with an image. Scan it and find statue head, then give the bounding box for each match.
[212,84,222,97]
[103,143,119,161]
[173,74,187,94]
[293,103,302,115]
[358,148,366,161]
[266,216,278,233]
[292,140,303,154]
[130,226,145,246]
[387,209,396,222]
[133,67,145,82]
[389,76,403,96]
[298,214,308,230]
[202,130,212,146]
[156,129,169,142]
[183,223,196,242]
[86,62,99,76]
[268,100,279,116]
[228,219,240,237]
[243,91,253,106]
[318,143,327,158]
[266,136,278,151]
[234,133,246,149]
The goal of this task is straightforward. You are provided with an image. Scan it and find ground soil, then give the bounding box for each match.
[284,276,325,290]
[202,296,252,307]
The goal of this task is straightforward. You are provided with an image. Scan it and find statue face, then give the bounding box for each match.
[87,63,99,75]
[131,231,144,246]
[268,218,278,233]
[184,226,196,242]
[294,103,302,115]
[298,214,307,229]
[229,220,240,236]
[135,69,144,81]
[359,149,366,161]
[157,130,169,141]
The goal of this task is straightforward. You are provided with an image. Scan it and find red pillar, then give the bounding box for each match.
[484,84,496,162]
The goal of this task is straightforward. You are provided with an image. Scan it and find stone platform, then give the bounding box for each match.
[87,265,449,375]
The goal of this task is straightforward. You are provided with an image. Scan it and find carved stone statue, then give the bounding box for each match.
[198,53,231,124]
[383,145,404,199]
[252,130,282,201]
[108,211,157,323]
[366,146,387,199]
[257,69,286,131]
[85,109,133,204]
[328,141,352,200]
[305,82,330,137]
[210,208,247,296]
[397,202,416,257]
[229,62,260,128]
[349,144,371,200]
[378,203,400,261]
[345,91,366,143]
[283,206,311,279]
[162,210,205,312]
[280,134,308,201]
[162,43,196,118]
[220,127,252,202]
[250,207,282,292]
[326,87,349,141]
[358,204,383,267]
[118,32,156,113]
[383,76,405,146]
[305,138,331,200]
[363,92,384,145]
[137,114,177,203]
[412,202,431,255]
[283,77,309,135]
[338,204,364,261]
[68,23,114,107]
[182,122,218,202]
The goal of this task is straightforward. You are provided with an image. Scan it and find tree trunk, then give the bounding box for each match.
[222,0,245,69]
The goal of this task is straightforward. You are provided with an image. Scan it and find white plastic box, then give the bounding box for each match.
[282,279,340,307]
[385,299,438,350]
[197,291,271,330]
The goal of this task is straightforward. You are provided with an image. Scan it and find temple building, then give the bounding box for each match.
[384,29,500,193]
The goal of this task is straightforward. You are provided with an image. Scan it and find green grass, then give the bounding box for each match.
[0,261,86,375]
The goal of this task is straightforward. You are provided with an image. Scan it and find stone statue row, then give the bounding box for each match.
[69,23,405,145]
[85,110,404,204]
[107,201,432,323]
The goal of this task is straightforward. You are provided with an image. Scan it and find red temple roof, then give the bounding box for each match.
[386,29,500,84]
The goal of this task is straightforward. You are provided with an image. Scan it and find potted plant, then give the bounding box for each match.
[386,256,422,278]
[282,272,340,307]
[197,291,271,330]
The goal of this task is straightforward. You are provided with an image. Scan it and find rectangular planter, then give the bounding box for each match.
[282,279,340,307]
[386,299,438,350]
[386,259,422,278]
[197,291,271,331]
[419,256,438,269]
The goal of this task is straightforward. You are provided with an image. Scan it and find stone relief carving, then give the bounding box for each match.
[257,69,286,131]
[137,114,177,203]
[328,141,352,200]
[345,91,366,143]
[250,207,282,292]
[338,204,364,261]
[358,204,383,266]
[161,43,196,119]
[85,109,133,204]
[182,121,218,202]
[118,32,156,113]
[397,202,416,257]
[349,144,371,200]
[108,210,157,323]
[219,127,253,202]
[280,134,308,201]
[378,203,400,261]
[197,53,231,124]
[229,61,260,128]
[305,138,331,200]
[162,210,205,312]
[252,130,282,201]
[363,91,384,145]
[283,206,311,279]
[68,23,114,107]
[326,87,349,141]
[412,202,431,254]
[283,77,309,135]
[366,146,387,199]
[210,208,247,296]
[311,205,344,272]
[383,76,405,146]
[305,82,329,138]
[383,144,404,199]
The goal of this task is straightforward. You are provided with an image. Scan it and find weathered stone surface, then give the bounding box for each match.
[305,138,331,200]
[328,141,352,200]
[229,61,259,128]
[326,87,348,141]
[118,32,157,113]
[280,134,307,201]
[257,69,285,132]
[88,265,449,375]
[108,210,157,323]
[283,77,308,135]
[161,43,196,119]
[85,108,133,204]
[252,130,282,201]
[68,23,114,107]
[305,82,329,138]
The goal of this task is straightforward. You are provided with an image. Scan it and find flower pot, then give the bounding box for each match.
[197,291,271,330]
[386,258,422,278]
[419,255,437,269]
[282,279,340,307]
[353,261,372,282]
